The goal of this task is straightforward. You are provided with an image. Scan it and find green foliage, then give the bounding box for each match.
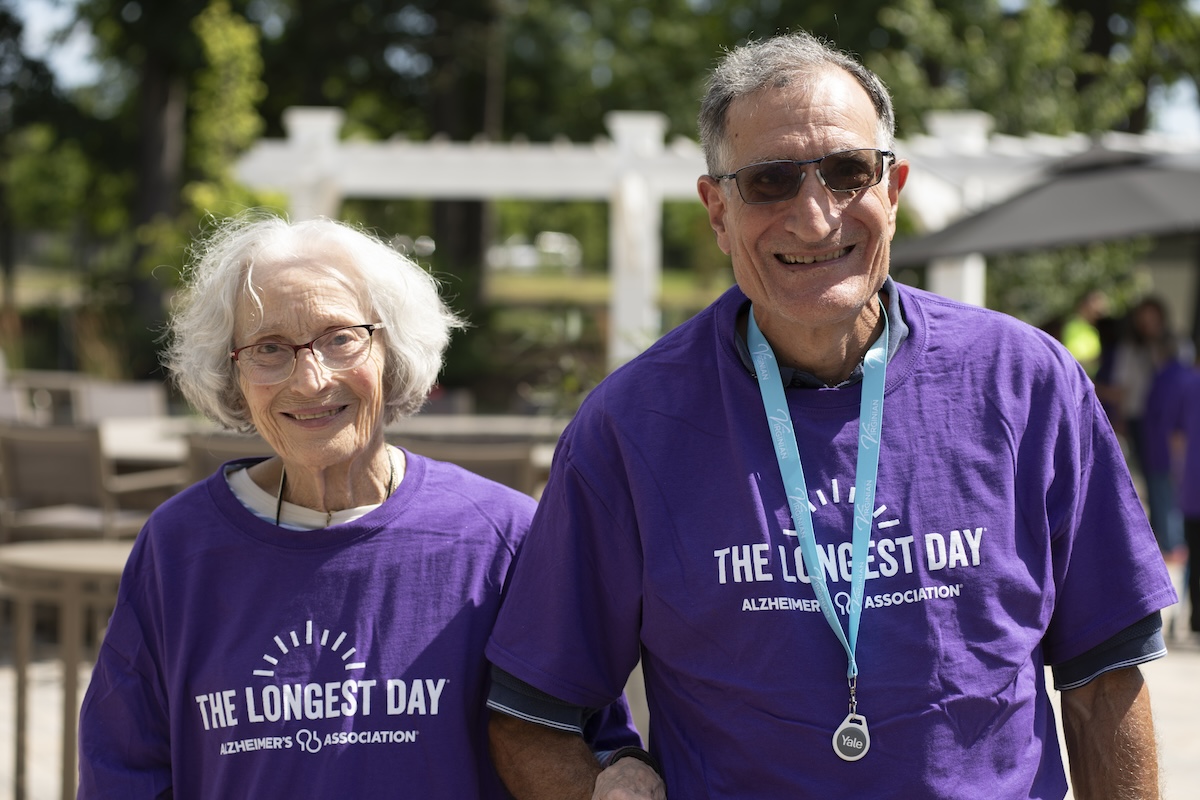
[0,4,59,129]
[869,0,1200,137]
[15,0,282,376]
[663,200,729,287]
[8,126,91,230]
[8,0,1200,382]
[338,199,435,242]
[870,0,1132,136]
[865,0,1195,324]
[986,239,1154,327]
[502,0,713,141]
[135,1,282,285]
[483,305,608,413]
[492,200,609,271]
[78,0,212,71]
[189,1,267,180]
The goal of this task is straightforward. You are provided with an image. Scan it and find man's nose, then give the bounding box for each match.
[783,168,838,238]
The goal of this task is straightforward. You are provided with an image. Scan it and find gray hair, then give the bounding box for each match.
[698,31,897,175]
[163,212,464,432]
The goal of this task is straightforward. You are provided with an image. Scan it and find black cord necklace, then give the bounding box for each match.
[275,446,397,527]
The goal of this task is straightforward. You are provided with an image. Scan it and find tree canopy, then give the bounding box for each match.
[4,0,1199,381]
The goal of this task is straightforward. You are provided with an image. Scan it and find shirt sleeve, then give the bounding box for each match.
[1050,612,1167,690]
[1042,380,1178,664]
[487,666,643,751]
[78,618,173,797]
[486,414,646,709]
[487,664,595,734]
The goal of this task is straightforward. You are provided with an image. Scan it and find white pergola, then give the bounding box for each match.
[236,108,1041,367]
[237,108,706,369]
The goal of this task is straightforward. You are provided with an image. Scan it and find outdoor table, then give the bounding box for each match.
[100,415,194,469]
[387,413,570,441]
[5,371,88,426]
[0,539,133,800]
[97,414,570,468]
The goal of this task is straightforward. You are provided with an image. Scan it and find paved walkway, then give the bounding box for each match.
[1138,626,1200,798]
[2,587,1196,799]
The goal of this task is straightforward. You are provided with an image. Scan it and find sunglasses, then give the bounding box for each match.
[713,149,895,205]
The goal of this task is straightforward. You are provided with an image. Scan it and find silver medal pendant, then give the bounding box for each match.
[833,713,870,761]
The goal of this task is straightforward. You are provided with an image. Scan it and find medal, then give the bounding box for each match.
[748,302,889,761]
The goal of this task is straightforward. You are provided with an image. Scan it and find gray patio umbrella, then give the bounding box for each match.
[891,145,1200,267]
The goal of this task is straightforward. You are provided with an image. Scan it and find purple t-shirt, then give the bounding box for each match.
[486,284,1176,799]
[1171,367,1200,518]
[1141,359,1190,473]
[79,451,638,799]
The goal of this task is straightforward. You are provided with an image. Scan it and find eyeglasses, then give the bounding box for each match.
[713,149,895,205]
[230,323,385,385]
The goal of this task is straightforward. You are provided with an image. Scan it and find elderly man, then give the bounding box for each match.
[485,31,1176,799]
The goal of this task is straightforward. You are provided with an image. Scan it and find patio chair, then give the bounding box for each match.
[185,431,272,484]
[0,385,34,424]
[387,435,539,496]
[0,423,183,543]
[72,379,169,423]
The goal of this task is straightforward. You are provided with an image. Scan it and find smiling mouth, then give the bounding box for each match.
[779,246,852,265]
[287,407,345,421]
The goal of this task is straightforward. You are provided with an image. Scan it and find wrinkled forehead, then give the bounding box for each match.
[723,69,883,163]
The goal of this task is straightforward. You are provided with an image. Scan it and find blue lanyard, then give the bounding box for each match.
[747,304,888,682]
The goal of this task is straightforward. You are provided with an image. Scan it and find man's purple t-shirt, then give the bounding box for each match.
[79,452,639,799]
[486,284,1176,798]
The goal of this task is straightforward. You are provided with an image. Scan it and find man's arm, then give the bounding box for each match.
[489,711,665,800]
[1060,665,1160,799]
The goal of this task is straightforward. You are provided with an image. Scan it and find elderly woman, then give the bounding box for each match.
[78,213,639,798]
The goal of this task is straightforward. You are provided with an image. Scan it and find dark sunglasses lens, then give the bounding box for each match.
[821,150,883,191]
[737,162,802,204]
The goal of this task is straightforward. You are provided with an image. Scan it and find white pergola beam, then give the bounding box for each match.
[237,108,702,370]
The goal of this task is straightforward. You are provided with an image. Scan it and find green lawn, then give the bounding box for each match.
[485,269,731,312]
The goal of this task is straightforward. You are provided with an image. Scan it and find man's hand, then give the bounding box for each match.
[489,711,668,799]
[593,756,666,800]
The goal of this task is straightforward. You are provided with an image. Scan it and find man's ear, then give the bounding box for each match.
[886,159,909,227]
[697,175,733,255]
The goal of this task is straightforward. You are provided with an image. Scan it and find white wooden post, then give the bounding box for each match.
[927,254,987,307]
[237,108,693,369]
[916,112,993,307]
[606,112,666,368]
[280,107,346,220]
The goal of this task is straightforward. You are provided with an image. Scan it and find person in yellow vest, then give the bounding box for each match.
[1061,289,1109,377]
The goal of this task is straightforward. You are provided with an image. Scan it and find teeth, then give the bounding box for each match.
[781,247,850,265]
[291,409,338,421]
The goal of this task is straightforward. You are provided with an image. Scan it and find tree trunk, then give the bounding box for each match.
[0,156,14,316]
[427,1,507,316]
[126,59,188,377]
[134,58,186,229]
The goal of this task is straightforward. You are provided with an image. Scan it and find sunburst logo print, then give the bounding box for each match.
[252,620,367,677]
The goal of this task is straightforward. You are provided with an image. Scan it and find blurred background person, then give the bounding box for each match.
[1144,354,1190,559]
[77,213,638,798]
[1171,357,1200,641]
[1061,288,1110,378]
[1111,297,1177,459]
[1114,297,1191,559]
